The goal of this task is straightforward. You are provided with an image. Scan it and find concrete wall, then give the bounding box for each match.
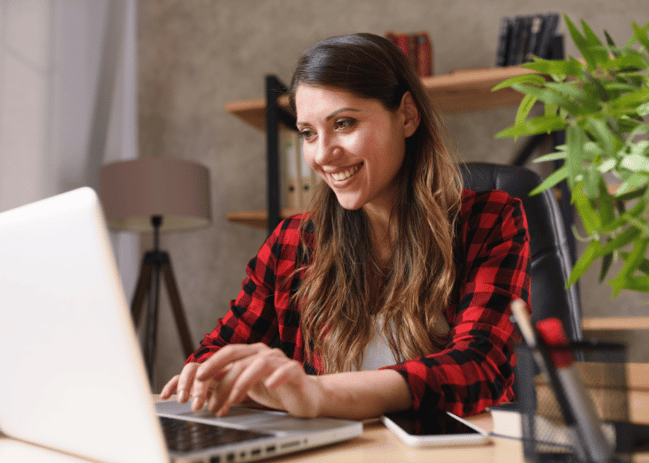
[137,0,649,391]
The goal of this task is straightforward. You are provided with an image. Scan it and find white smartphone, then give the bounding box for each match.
[382,410,492,447]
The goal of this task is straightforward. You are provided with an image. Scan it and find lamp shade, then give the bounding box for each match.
[99,157,211,233]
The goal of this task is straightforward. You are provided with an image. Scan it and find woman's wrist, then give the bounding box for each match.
[316,369,411,419]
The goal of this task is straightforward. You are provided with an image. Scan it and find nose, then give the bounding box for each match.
[314,135,342,166]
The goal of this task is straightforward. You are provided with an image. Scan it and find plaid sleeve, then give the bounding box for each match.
[383,190,531,417]
[186,217,306,364]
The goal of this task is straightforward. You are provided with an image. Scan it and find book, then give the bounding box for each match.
[534,13,560,60]
[495,13,560,66]
[280,128,299,210]
[495,17,513,67]
[386,31,433,76]
[487,402,522,439]
[280,128,317,210]
[507,16,530,66]
[488,401,618,448]
[523,14,545,62]
[415,32,433,76]
[386,31,411,59]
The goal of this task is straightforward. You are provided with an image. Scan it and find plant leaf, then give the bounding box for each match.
[620,151,649,173]
[631,22,649,55]
[566,240,602,287]
[533,151,567,163]
[566,126,586,190]
[600,200,645,233]
[586,118,619,155]
[522,57,584,76]
[599,251,614,282]
[564,14,597,70]
[638,101,649,117]
[491,73,547,92]
[598,179,615,227]
[545,82,589,101]
[529,165,569,195]
[620,253,649,275]
[511,83,582,115]
[619,276,649,293]
[580,19,610,66]
[600,226,642,255]
[608,86,649,111]
[608,238,649,296]
[495,114,567,139]
[572,181,601,234]
[515,94,538,126]
[614,172,649,196]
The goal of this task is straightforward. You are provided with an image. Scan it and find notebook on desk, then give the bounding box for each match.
[0,187,362,463]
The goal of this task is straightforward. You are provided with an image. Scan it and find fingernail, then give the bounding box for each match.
[178,390,187,402]
[193,396,202,410]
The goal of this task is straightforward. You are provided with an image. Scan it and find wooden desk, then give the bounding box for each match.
[260,414,529,463]
[2,385,647,463]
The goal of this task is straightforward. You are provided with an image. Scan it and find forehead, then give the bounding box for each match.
[295,84,379,120]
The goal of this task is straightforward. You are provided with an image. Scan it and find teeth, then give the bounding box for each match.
[332,165,360,181]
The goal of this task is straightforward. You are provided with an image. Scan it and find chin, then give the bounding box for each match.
[334,195,364,211]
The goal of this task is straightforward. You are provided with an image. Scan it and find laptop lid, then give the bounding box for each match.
[0,188,362,463]
[0,188,168,463]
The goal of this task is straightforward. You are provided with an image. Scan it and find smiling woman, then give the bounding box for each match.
[160,33,532,421]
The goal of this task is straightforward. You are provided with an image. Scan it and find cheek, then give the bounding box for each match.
[302,146,317,170]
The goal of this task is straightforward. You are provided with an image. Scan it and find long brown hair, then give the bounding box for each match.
[288,33,462,373]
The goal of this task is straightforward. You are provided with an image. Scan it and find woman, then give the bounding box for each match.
[161,33,531,420]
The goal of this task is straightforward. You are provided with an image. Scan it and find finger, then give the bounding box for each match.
[264,359,304,390]
[160,375,180,400]
[176,363,200,403]
[209,356,258,415]
[196,343,268,381]
[226,355,278,406]
[217,350,289,415]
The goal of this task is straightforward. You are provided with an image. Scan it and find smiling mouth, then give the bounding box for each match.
[331,164,361,181]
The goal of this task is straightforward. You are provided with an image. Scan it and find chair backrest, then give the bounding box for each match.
[459,162,582,341]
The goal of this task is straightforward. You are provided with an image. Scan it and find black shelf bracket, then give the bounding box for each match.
[265,75,296,235]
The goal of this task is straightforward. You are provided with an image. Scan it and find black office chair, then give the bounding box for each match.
[459,162,582,342]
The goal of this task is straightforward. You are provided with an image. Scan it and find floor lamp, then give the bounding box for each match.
[99,157,211,384]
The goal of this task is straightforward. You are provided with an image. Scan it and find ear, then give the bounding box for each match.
[400,91,421,138]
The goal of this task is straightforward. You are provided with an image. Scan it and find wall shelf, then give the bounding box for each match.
[224,66,535,132]
[225,209,301,229]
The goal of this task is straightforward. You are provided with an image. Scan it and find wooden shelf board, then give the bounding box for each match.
[582,316,649,331]
[226,209,303,229]
[225,66,534,131]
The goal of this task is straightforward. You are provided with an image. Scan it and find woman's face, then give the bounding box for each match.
[295,84,418,215]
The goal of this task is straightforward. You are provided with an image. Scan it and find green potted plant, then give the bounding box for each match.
[493,15,649,298]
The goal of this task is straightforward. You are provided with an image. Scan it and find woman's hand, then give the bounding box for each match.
[160,343,325,418]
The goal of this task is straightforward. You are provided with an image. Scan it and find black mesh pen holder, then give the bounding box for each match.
[515,340,634,463]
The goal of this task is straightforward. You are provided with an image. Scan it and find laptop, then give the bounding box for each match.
[0,187,362,463]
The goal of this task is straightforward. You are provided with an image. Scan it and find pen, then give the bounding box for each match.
[536,318,613,463]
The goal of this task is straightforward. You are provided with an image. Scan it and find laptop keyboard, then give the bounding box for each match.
[160,416,273,453]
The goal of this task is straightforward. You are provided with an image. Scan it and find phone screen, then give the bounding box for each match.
[384,410,481,436]
[382,410,490,447]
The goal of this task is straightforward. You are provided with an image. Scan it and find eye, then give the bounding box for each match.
[298,128,315,141]
[334,118,355,131]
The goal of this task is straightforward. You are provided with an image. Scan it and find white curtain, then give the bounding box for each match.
[0,0,139,298]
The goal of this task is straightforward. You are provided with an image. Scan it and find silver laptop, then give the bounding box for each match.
[0,187,362,463]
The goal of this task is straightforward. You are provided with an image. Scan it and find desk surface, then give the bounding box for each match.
[0,413,524,463]
[261,414,530,463]
[2,390,647,463]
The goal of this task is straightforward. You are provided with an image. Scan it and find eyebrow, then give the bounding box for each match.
[296,107,361,126]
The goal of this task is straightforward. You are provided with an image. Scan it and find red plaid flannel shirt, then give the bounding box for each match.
[187,189,531,416]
